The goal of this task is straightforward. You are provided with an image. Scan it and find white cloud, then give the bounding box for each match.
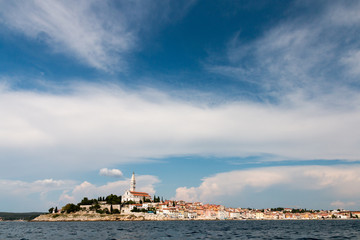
[0,174,159,211]
[341,50,360,76]
[1,82,360,178]
[99,168,123,178]
[174,165,360,209]
[0,178,76,211]
[0,178,75,196]
[325,1,360,27]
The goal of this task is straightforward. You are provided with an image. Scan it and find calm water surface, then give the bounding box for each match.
[0,220,360,239]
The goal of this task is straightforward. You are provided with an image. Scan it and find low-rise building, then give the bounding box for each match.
[122,172,151,203]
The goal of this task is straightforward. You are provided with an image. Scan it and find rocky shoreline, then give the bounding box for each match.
[32,212,360,222]
[32,212,205,222]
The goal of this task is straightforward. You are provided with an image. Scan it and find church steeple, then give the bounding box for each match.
[130,172,136,192]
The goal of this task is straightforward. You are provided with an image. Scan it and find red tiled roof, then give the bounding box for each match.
[130,191,150,197]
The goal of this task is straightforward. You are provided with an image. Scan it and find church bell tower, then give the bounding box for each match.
[130,172,136,192]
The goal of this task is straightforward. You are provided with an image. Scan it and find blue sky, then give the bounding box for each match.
[1,0,360,212]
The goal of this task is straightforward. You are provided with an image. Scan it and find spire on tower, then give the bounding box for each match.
[130,172,136,192]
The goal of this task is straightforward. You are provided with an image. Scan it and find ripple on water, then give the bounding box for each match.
[0,220,360,239]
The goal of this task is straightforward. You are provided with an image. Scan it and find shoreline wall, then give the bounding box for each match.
[32,212,187,222]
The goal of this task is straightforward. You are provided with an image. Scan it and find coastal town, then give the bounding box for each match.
[34,172,360,221]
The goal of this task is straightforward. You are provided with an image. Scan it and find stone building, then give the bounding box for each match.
[122,172,151,203]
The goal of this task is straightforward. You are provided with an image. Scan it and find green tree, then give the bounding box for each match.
[271,207,284,212]
[48,207,54,213]
[131,207,147,213]
[106,194,121,204]
[79,197,97,205]
[55,207,58,213]
[131,207,138,212]
[62,203,80,213]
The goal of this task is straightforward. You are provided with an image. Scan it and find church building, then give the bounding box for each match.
[122,172,151,203]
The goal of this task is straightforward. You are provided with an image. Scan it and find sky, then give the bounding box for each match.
[1,0,360,212]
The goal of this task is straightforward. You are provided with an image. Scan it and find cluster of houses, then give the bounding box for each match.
[77,197,360,220]
[75,172,360,220]
[79,198,360,220]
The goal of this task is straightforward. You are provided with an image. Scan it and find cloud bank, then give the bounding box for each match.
[0,178,75,211]
[0,178,75,196]
[174,165,360,210]
[1,82,360,179]
[0,174,159,211]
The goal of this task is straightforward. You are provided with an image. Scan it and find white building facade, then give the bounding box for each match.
[122,172,151,203]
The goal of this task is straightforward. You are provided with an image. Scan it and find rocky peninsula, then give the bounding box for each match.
[32,212,203,222]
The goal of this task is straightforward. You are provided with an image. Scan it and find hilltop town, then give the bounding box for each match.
[34,173,360,221]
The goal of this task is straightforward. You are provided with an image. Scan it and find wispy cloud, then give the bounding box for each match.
[0,178,75,195]
[174,165,360,209]
[0,0,133,71]
[341,50,360,77]
[0,0,196,72]
[207,1,360,98]
[0,178,76,211]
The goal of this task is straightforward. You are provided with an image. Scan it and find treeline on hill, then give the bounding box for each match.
[50,194,122,214]
[271,208,320,213]
[49,194,164,215]
[0,212,45,221]
[256,208,322,213]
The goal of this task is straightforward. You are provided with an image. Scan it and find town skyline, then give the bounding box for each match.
[42,172,360,221]
[1,0,360,212]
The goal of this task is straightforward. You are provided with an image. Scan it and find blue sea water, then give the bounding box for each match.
[0,220,359,239]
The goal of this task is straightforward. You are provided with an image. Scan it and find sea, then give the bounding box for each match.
[0,220,360,239]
